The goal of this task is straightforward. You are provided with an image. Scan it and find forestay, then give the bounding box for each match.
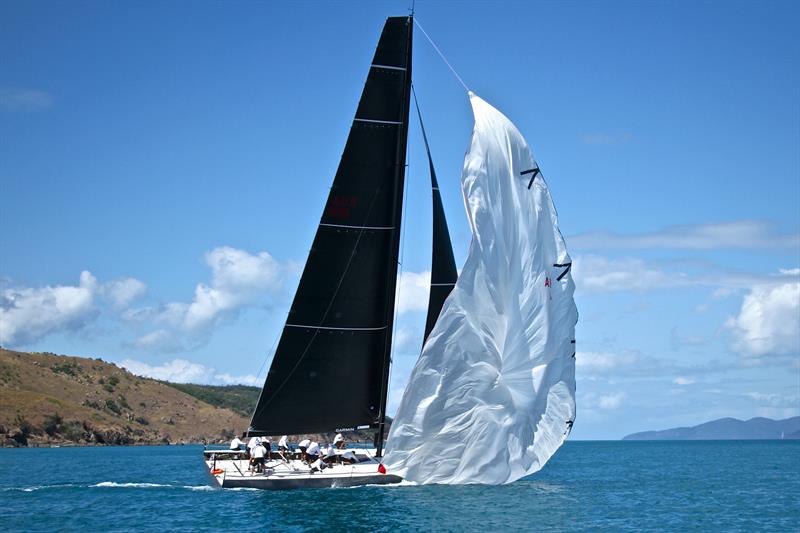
[384,93,577,484]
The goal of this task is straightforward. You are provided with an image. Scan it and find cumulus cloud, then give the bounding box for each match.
[725,282,800,360]
[576,351,639,373]
[396,271,430,313]
[743,392,798,408]
[569,220,799,251]
[0,272,149,347]
[0,88,53,111]
[572,255,692,294]
[128,247,285,350]
[573,255,798,295]
[120,358,259,386]
[394,325,421,353]
[101,278,147,310]
[0,271,97,346]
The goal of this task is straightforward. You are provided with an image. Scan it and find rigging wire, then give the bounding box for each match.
[414,18,470,93]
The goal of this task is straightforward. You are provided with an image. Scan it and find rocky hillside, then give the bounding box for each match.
[0,348,250,447]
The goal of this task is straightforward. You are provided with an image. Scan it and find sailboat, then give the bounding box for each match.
[204,14,576,490]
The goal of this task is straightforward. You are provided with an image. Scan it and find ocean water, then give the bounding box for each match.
[1,441,797,532]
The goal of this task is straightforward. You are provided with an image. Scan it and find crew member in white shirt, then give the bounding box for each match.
[305,441,320,464]
[323,443,338,465]
[309,455,328,474]
[251,440,267,473]
[341,450,357,464]
[298,438,311,461]
[247,435,260,458]
[333,433,345,449]
[230,434,244,451]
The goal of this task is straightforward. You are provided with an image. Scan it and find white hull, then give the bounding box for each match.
[203,449,402,490]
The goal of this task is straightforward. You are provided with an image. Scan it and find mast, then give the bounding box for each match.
[375,15,414,458]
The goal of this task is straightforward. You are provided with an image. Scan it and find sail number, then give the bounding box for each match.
[520,167,541,189]
[326,195,359,220]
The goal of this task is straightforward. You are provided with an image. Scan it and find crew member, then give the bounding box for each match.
[246,435,260,459]
[323,443,338,465]
[309,455,328,474]
[305,441,320,464]
[298,438,311,461]
[230,433,244,452]
[263,437,272,461]
[341,450,357,464]
[251,440,267,473]
[278,435,289,453]
[333,433,345,449]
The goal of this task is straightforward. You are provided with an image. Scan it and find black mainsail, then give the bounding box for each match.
[413,91,458,344]
[249,17,413,449]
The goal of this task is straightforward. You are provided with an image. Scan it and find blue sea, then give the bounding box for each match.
[1,441,798,532]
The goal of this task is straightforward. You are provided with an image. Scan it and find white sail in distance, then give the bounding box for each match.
[384,93,577,485]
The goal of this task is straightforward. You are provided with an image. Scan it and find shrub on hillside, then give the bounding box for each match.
[43,413,63,436]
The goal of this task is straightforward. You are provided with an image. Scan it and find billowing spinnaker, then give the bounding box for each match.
[384,93,577,485]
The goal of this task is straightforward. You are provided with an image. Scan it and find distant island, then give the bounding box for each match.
[623,416,800,440]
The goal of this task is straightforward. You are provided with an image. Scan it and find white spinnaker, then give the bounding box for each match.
[384,93,577,485]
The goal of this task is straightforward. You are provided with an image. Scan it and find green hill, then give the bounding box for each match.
[0,348,249,447]
[162,382,260,418]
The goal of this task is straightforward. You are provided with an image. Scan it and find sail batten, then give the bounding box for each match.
[249,17,413,437]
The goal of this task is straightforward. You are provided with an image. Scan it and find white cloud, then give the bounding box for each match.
[743,392,798,408]
[0,246,284,351]
[120,358,260,386]
[569,220,799,250]
[0,88,53,111]
[128,247,285,350]
[183,247,281,329]
[129,329,187,352]
[725,282,800,359]
[0,271,150,347]
[576,351,639,373]
[598,392,625,410]
[396,270,430,313]
[572,255,691,294]
[101,278,147,309]
[711,287,736,299]
[673,377,695,386]
[394,325,421,353]
[0,271,98,346]
[573,255,798,295]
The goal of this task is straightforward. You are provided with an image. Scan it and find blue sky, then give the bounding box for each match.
[1,1,798,439]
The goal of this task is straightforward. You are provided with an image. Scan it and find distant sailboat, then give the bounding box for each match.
[205,14,576,490]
